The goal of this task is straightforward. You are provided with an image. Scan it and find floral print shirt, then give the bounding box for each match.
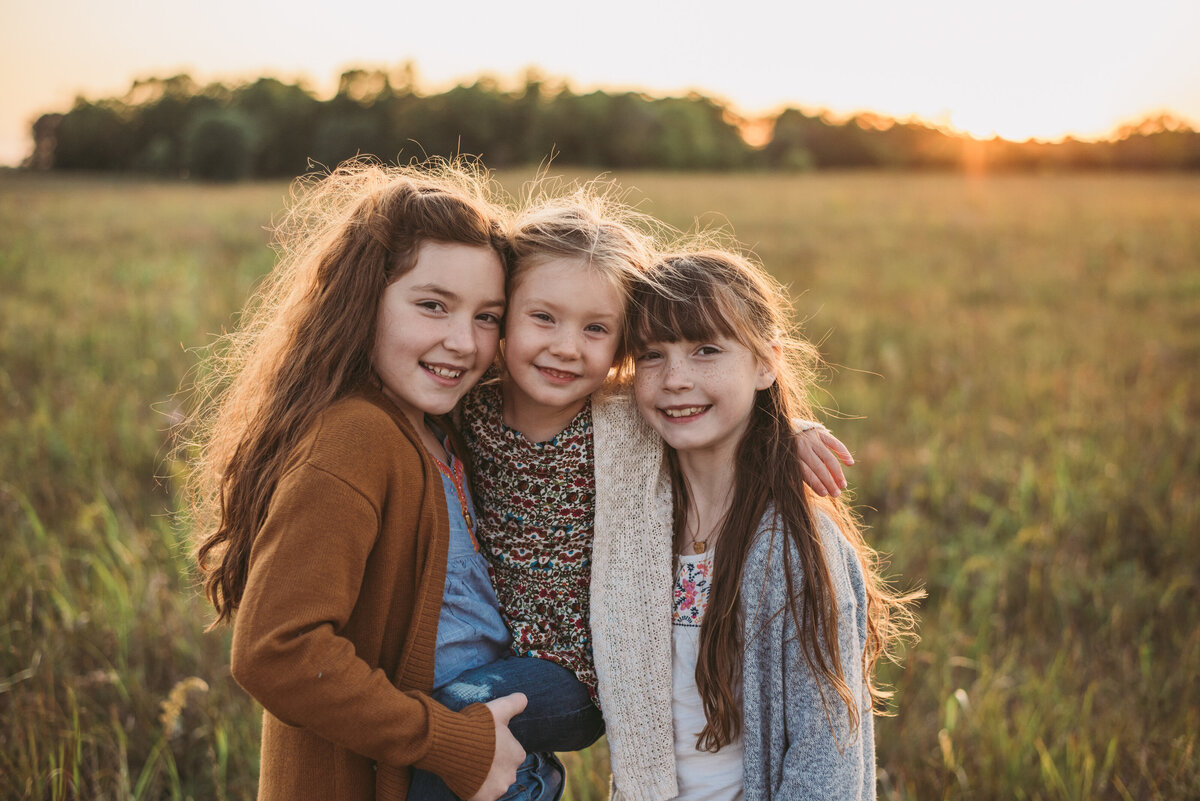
[461,380,599,701]
[673,553,713,628]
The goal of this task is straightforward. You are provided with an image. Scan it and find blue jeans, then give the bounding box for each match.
[408,655,604,800]
[409,751,564,801]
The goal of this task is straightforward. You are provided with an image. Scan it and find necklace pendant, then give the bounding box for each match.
[694,540,707,554]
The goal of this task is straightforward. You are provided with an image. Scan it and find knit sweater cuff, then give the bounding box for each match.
[610,777,680,801]
[413,701,496,799]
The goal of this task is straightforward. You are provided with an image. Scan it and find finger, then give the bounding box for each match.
[801,462,830,497]
[819,430,854,465]
[494,692,528,720]
[804,444,842,495]
[815,442,848,490]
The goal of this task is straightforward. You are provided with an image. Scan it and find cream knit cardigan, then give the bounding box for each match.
[590,393,850,801]
[590,391,678,801]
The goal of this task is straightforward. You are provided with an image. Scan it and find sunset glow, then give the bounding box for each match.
[2,0,1198,164]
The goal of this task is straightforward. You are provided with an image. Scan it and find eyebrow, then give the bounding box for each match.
[520,295,620,321]
[410,283,505,309]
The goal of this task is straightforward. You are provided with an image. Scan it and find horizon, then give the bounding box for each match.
[4,0,1198,166]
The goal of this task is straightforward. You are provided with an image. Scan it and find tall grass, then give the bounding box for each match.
[1,170,1196,799]
[0,175,279,799]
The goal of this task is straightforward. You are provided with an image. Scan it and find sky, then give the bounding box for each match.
[3,0,1199,166]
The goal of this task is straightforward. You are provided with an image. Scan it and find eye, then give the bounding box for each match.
[635,349,663,363]
[584,323,609,335]
[532,311,553,323]
[476,312,502,326]
[418,300,446,314]
[696,344,723,357]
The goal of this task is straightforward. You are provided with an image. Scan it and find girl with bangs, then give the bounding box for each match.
[590,250,917,800]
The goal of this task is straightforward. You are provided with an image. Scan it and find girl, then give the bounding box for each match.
[187,160,530,801]
[413,190,855,800]
[592,250,916,800]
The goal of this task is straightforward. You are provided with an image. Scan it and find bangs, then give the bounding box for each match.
[630,259,740,348]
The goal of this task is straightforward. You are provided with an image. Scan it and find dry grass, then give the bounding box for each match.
[2,170,1197,799]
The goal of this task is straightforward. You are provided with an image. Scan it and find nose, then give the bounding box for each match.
[662,355,692,391]
[548,329,581,360]
[443,315,477,356]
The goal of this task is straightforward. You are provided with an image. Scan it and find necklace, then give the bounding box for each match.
[683,518,711,555]
[682,485,732,556]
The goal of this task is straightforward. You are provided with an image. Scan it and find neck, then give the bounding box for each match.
[417,417,450,464]
[500,381,586,444]
[380,385,450,462]
[677,444,738,552]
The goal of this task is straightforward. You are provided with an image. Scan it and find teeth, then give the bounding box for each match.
[663,406,707,418]
[425,364,463,379]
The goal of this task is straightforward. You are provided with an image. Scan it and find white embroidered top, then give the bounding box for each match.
[671,553,744,801]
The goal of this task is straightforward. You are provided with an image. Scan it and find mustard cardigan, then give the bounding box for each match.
[230,388,495,800]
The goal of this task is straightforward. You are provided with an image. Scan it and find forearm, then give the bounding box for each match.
[232,617,496,778]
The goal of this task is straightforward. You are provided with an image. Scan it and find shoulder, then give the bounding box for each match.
[743,507,861,608]
[310,393,414,451]
[593,386,657,445]
[461,368,503,419]
[591,385,635,422]
[293,391,427,499]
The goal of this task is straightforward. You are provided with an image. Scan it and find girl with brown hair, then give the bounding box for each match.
[186,160,528,801]
[592,249,917,800]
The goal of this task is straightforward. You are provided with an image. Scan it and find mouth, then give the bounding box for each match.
[660,405,710,420]
[421,362,467,382]
[536,365,580,382]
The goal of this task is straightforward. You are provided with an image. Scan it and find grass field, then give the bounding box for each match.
[1,169,1197,800]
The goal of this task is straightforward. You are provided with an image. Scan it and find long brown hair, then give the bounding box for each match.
[182,159,509,626]
[629,250,918,751]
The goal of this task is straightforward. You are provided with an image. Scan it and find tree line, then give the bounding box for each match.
[25,68,1200,179]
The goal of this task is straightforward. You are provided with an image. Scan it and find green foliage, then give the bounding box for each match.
[30,67,1200,177]
[184,110,257,182]
[2,171,1197,799]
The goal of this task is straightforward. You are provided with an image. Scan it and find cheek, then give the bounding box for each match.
[502,319,537,357]
[633,372,657,409]
[368,320,389,366]
[594,339,621,369]
[478,329,502,363]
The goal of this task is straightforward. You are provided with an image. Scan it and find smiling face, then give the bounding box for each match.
[501,257,625,438]
[634,335,776,462]
[372,241,506,431]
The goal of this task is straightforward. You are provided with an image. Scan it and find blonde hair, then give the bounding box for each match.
[508,182,665,367]
[181,157,510,625]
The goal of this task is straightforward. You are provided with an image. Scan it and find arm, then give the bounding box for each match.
[230,460,499,798]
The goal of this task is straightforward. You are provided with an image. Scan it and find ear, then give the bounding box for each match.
[755,340,781,391]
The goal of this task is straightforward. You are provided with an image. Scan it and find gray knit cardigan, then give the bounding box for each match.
[590,392,876,801]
